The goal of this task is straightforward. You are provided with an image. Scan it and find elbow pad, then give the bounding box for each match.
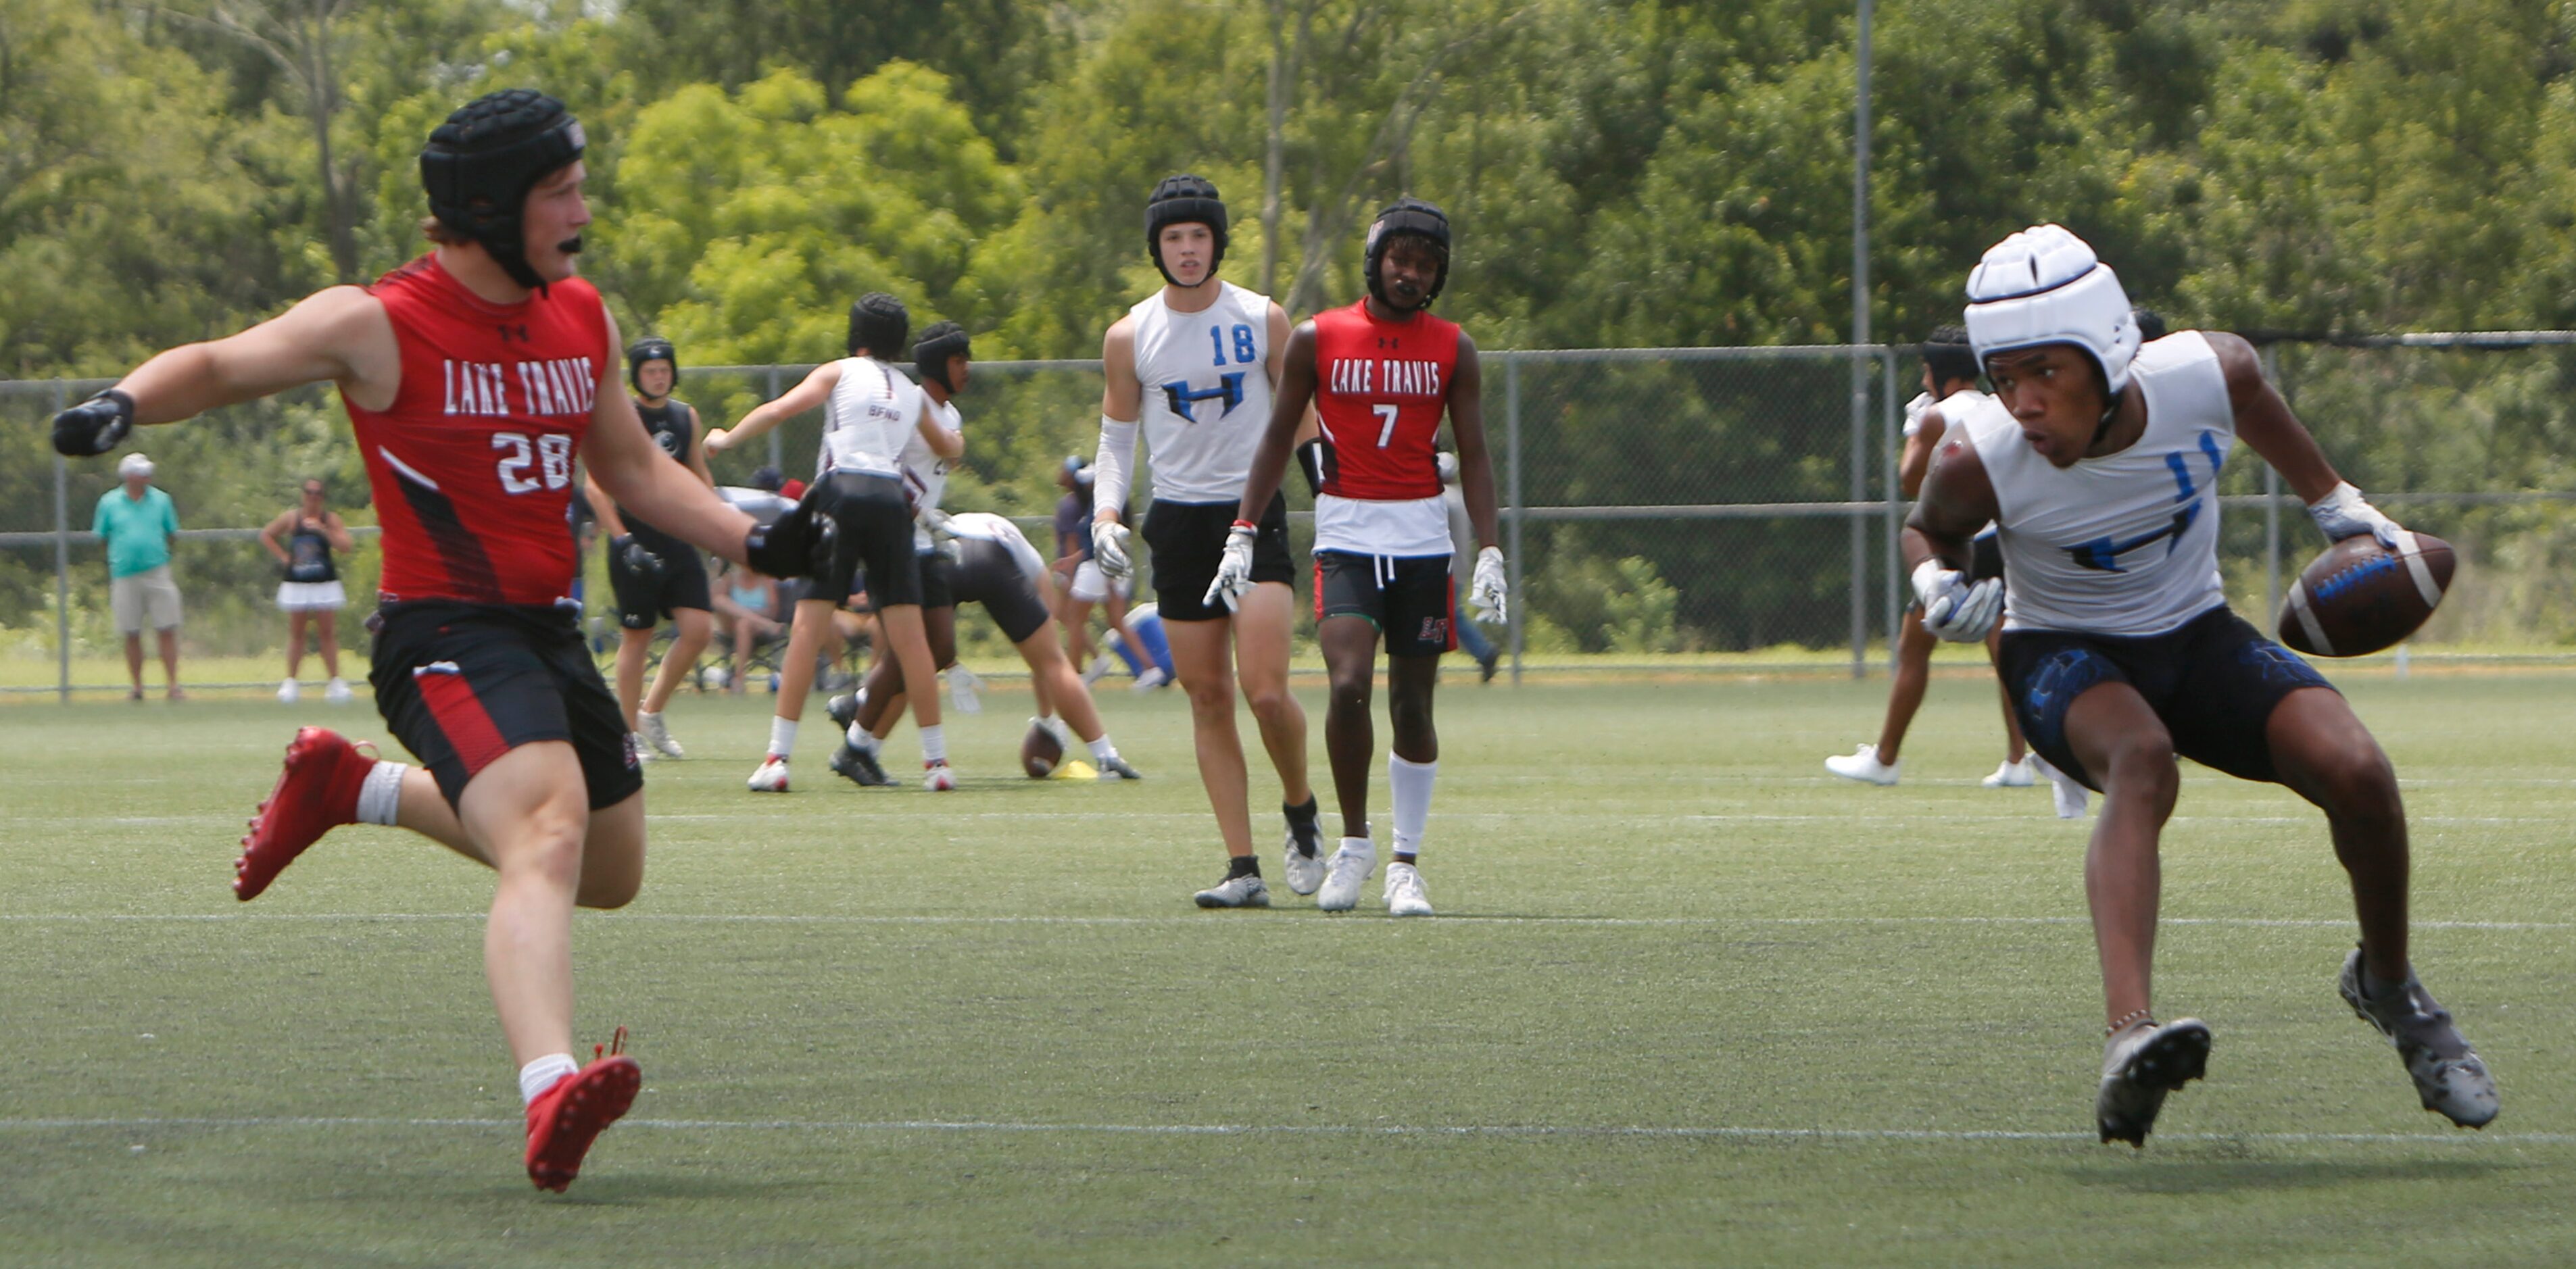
[1294,436,1336,498]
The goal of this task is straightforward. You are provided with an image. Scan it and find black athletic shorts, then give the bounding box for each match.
[1315,551,1456,656]
[916,549,956,612]
[608,532,711,629]
[812,471,920,609]
[951,539,1054,644]
[1908,529,2005,614]
[366,600,642,812]
[1144,493,1293,622]
[1997,604,2335,791]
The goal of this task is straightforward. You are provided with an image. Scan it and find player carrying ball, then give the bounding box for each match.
[48,91,835,1191]
[1223,197,1507,916]
[1910,224,2496,1146]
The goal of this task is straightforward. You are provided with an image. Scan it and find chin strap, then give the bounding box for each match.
[2088,386,2128,449]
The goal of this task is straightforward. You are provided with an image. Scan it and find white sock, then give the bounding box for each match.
[1088,736,1118,763]
[1390,755,1437,857]
[639,709,662,728]
[846,721,880,752]
[920,724,947,764]
[356,761,408,826]
[768,716,798,760]
[518,1053,580,1106]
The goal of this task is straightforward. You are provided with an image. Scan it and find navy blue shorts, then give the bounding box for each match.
[1996,605,2335,791]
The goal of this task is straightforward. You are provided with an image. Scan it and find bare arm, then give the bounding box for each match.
[583,470,631,539]
[1448,334,1501,550]
[1897,414,1945,499]
[2212,332,2343,503]
[916,399,964,461]
[585,313,760,566]
[708,362,840,455]
[1902,434,2001,575]
[684,405,716,487]
[258,511,294,565]
[1234,322,1321,522]
[324,512,356,553]
[113,287,402,421]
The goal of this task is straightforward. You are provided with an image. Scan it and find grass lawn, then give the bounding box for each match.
[4,673,2573,1266]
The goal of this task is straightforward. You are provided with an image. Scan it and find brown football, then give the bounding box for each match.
[1021,720,1065,778]
[2277,532,2454,657]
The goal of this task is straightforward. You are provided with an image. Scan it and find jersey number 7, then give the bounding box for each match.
[1373,404,1399,447]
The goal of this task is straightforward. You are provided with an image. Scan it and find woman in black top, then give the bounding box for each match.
[260,477,357,703]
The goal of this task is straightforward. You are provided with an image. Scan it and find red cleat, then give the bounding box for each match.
[525,1032,641,1192]
[235,726,375,901]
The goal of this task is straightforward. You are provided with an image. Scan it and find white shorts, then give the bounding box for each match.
[111,566,183,633]
[1068,559,1126,605]
[276,580,348,612]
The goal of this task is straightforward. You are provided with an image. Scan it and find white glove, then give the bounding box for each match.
[945,664,983,714]
[1913,558,2003,642]
[921,507,960,562]
[2306,481,2403,549]
[1202,522,1257,612]
[1901,391,1937,438]
[1467,546,1508,622]
[1093,520,1134,580]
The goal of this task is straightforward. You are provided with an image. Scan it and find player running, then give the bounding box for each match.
[1910,224,2497,1146]
[48,91,834,1190]
[831,510,1144,784]
[708,293,958,791]
[1091,174,1321,907]
[584,335,716,761]
[1225,198,1505,917]
[1824,326,2031,789]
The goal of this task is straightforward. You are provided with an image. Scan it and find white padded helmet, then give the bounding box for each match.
[1964,224,2139,398]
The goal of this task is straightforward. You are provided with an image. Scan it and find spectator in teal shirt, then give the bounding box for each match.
[95,453,185,700]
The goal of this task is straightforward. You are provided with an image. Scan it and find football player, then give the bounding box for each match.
[1913,224,2496,1145]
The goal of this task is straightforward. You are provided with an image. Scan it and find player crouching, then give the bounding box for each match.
[52,91,835,1189]
[1910,224,2495,1145]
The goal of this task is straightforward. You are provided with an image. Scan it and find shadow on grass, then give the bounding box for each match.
[2071,1155,2516,1194]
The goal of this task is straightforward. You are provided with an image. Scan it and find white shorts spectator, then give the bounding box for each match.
[276,580,349,612]
[112,565,184,633]
[1068,559,1127,605]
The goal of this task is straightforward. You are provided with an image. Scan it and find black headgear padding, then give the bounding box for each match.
[1145,174,1228,287]
[1365,197,1451,309]
[2132,307,2169,343]
[911,322,972,393]
[848,293,910,359]
[420,89,585,292]
[627,337,677,395]
[1920,324,1978,387]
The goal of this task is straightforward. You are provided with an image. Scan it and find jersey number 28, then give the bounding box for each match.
[494,432,573,494]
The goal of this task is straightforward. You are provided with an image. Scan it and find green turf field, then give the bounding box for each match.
[5,674,2575,1266]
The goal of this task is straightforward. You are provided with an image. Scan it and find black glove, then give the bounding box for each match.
[53,389,136,457]
[744,482,836,579]
[613,534,664,577]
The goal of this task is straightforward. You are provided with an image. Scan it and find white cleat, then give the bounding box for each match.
[1316,837,1377,912]
[1193,871,1271,909]
[323,677,352,704]
[1282,839,1328,897]
[637,711,685,760]
[748,755,790,792]
[2339,947,2500,1128]
[630,732,656,762]
[1384,862,1434,917]
[1132,666,1170,692]
[1081,654,1113,688]
[2032,754,2090,819]
[924,762,957,791]
[1824,743,1900,786]
[276,678,299,705]
[1983,756,2036,788]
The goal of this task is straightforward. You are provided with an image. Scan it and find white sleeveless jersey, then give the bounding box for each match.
[1127,282,1276,503]
[1926,389,2012,537]
[1969,333,2235,637]
[817,356,923,480]
[946,511,1048,584]
[901,396,961,552]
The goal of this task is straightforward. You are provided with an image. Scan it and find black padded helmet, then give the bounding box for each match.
[419,90,586,291]
[626,337,677,395]
[911,322,971,393]
[1145,174,1228,287]
[848,293,910,359]
[1363,197,1451,310]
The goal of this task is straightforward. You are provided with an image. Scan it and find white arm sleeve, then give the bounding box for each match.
[1093,416,1138,519]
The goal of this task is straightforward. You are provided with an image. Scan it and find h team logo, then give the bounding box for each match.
[1160,372,1246,422]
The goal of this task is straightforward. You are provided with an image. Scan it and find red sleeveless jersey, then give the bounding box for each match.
[346,254,608,606]
[1312,300,1459,501]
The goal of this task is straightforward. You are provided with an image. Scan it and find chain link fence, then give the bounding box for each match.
[9,338,2576,699]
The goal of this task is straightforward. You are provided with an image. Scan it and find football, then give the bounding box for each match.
[1021,718,1065,778]
[2277,531,2454,657]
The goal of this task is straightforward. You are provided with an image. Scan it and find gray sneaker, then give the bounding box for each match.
[1096,754,1145,780]
[2338,947,2499,1128]
[2095,1018,2211,1147]
[1193,871,1271,909]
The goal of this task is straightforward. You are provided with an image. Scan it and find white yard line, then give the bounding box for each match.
[4,912,2568,930]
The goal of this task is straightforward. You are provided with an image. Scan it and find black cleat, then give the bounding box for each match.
[829,741,892,787]
[2095,1018,2210,1147]
[825,692,862,731]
